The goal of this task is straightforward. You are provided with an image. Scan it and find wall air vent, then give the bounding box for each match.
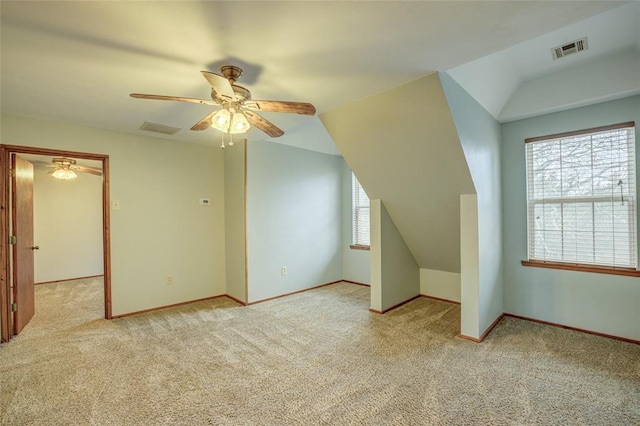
[139,121,181,135]
[551,37,588,60]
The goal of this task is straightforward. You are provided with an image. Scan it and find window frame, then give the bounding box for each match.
[522,121,640,276]
[351,172,370,250]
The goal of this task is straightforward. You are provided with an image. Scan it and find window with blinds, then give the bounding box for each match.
[525,122,637,269]
[352,172,370,247]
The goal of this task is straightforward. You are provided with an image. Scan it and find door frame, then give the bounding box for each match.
[0,144,112,342]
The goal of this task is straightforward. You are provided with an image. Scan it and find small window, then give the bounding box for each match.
[352,172,370,247]
[525,122,637,270]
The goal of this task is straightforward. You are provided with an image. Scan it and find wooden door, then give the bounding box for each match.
[11,154,35,335]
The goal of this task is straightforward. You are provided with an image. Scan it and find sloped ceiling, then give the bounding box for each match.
[321,74,475,272]
[448,2,640,122]
[0,1,630,155]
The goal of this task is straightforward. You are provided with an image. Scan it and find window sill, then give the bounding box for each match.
[350,244,370,251]
[521,260,640,277]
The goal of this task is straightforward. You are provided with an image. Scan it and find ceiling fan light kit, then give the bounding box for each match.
[130,65,316,149]
[51,167,78,180]
[32,157,103,179]
[211,108,250,134]
[50,158,79,180]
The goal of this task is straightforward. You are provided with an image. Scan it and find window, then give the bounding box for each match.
[525,122,637,271]
[352,172,370,248]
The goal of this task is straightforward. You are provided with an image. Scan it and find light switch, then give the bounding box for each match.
[199,198,211,206]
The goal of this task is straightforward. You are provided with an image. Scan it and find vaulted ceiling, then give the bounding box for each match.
[449,2,640,122]
[1,1,637,155]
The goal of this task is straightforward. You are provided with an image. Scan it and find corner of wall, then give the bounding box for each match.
[244,141,343,303]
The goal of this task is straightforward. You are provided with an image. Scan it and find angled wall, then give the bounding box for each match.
[322,71,503,339]
[370,199,420,312]
[441,72,504,338]
[321,72,475,274]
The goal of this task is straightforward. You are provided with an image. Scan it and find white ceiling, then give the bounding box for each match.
[19,153,103,171]
[1,1,636,155]
[449,2,640,122]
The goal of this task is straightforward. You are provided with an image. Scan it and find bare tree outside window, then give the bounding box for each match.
[525,123,637,268]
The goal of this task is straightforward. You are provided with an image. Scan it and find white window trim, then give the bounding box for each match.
[524,121,639,275]
[351,172,370,248]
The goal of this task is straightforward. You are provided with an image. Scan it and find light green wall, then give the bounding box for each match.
[224,139,247,303]
[246,140,342,303]
[2,114,227,316]
[501,95,640,341]
[340,158,370,284]
[441,72,503,338]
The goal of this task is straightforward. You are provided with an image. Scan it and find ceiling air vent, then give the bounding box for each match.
[551,37,588,60]
[139,121,181,135]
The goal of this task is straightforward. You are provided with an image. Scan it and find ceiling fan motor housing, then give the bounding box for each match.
[211,84,251,104]
[220,65,243,83]
[52,157,76,166]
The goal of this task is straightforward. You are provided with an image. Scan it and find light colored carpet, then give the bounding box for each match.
[1,279,638,425]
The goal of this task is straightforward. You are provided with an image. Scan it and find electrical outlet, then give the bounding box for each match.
[166,275,174,285]
[281,266,287,275]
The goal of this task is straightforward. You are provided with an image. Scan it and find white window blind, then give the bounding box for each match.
[352,172,370,246]
[525,122,637,269]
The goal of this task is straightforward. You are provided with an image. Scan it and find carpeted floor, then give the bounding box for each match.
[1,279,638,425]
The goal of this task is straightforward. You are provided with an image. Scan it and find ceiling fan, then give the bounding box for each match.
[33,158,102,180]
[130,65,316,143]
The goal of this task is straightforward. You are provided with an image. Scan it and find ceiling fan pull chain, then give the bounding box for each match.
[220,131,225,150]
[227,109,235,146]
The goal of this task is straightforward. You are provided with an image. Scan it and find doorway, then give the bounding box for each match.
[0,145,112,343]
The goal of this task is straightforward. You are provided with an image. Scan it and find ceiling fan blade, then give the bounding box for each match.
[190,111,216,131]
[130,93,218,106]
[32,160,57,168]
[244,100,316,115]
[74,166,103,176]
[201,71,236,102]
[243,110,284,138]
